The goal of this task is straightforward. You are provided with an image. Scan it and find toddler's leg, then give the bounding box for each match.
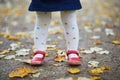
[34,12,51,51]
[31,12,51,65]
[61,10,79,51]
[61,11,81,65]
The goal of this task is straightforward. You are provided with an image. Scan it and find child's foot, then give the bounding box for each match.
[66,50,81,65]
[30,50,45,65]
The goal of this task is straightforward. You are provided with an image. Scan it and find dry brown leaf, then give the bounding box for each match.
[89,66,110,76]
[112,40,120,45]
[9,67,38,78]
[67,68,80,74]
[94,41,102,45]
[101,66,110,71]
[105,24,117,29]
[54,55,66,62]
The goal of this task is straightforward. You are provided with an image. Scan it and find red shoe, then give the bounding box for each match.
[66,50,81,65]
[30,50,45,65]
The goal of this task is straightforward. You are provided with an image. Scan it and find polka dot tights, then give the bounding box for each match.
[34,11,79,51]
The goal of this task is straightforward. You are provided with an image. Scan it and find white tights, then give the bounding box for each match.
[34,11,79,54]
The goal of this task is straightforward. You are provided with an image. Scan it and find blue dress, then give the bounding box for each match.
[29,0,82,12]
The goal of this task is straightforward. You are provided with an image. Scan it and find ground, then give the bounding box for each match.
[0,0,120,80]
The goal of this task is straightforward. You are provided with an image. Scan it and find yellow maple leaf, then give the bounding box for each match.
[9,67,38,78]
[89,66,110,76]
[95,19,100,24]
[54,55,66,62]
[0,49,10,53]
[112,40,120,45]
[67,68,80,74]
[45,52,49,57]
[8,35,19,41]
[90,76,101,80]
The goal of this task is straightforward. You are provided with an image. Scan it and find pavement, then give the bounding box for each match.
[0,0,120,80]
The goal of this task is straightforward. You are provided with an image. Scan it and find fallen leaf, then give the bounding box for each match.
[97,50,109,54]
[51,20,59,26]
[81,47,109,55]
[45,52,50,57]
[0,40,3,44]
[67,68,80,74]
[84,23,92,26]
[9,67,38,78]
[81,50,93,54]
[84,27,92,33]
[90,47,103,52]
[0,49,10,54]
[89,66,110,76]
[7,35,19,41]
[56,78,66,80]
[15,32,33,39]
[88,61,99,68]
[48,27,63,34]
[80,48,86,51]
[95,19,100,24]
[90,36,100,40]
[15,49,30,56]
[53,41,60,45]
[94,41,102,45]
[10,43,20,50]
[105,28,114,36]
[72,78,78,80]
[46,45,57,51]
[53,63,62,67]
[93,27,101,32]
[14,10,23,16]
[90,76,101,80]
[112,40,120,45]
[32,72,41,78]
[78,77,90,80]
[54,55,66,62]
[15,59,31,64]
[105,23,117,29]
[101,66,110,71]
[4,55,16,59]
[57,49,66,56]
[0,55,5,58]
[56,77,90,80]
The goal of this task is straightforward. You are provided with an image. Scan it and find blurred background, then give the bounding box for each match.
[0,0,119,33]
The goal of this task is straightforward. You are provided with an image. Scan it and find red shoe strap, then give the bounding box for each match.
[33,50,46,57]
[66,50,79,56]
